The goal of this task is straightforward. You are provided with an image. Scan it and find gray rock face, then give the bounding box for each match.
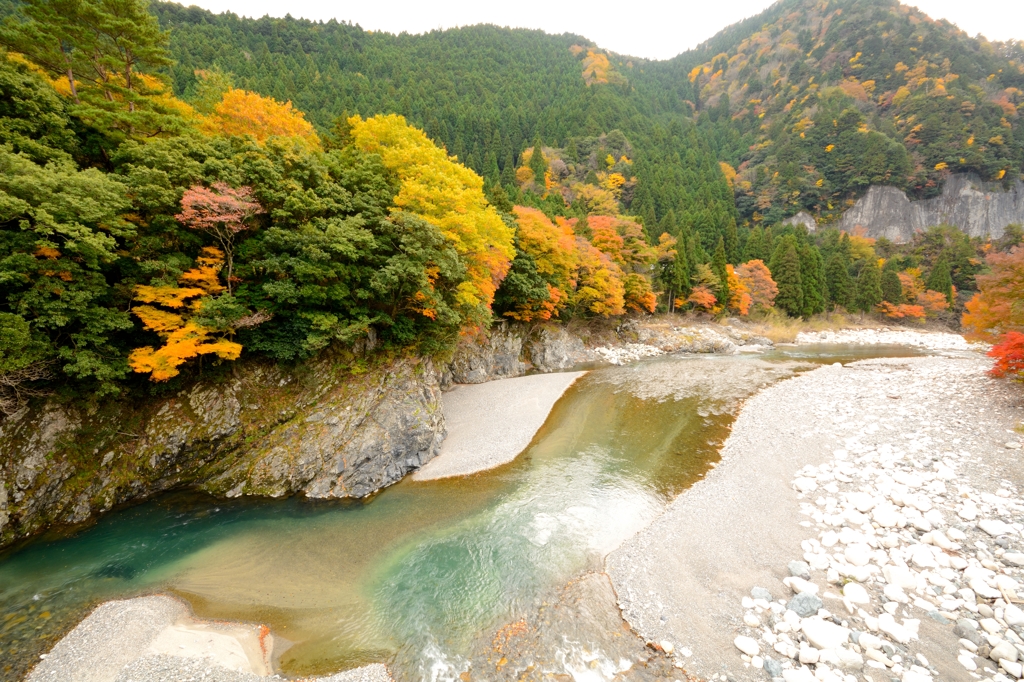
[782,211,818,232]
[838,173,1024,242]
[445,323,526,385]
[0,351,444,550]
[527,326,594,372]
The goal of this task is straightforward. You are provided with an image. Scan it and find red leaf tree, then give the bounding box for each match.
[176,183,263,292]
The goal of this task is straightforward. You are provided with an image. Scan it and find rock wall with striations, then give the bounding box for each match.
[0,349,444,550]
[838,173,1024,242]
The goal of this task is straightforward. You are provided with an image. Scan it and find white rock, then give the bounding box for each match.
[1003,552,1024,567]
[930,530,954,550]
[878,613,913,644]
[858,633,881,650]
[846,492,876,513]
[884,565,918,589]
[821,531,839,548]
[744,613,761,627]
[874,506,905,528]
[843,582,870,604]
[1003,658,1024,678]
[660,640,675,654]
[784,577,820,595]
[947,527,967,541]
[909,547,938,569]
[905,494,933,513]
[991,641,1019,663]
[884,584,910,603]
[958,653,978,671]
[735,636,759,656]
[801,618,850,650]
[959,502,979,521]
[835,648,864,670]
[981,618,1003,634]
[901,670,930,682]
[1005,604,1024,627]
[981,519,1016,537]
[751,655,764,669]
[794,477,818,493]
[844,543,873,567]
[799,644,819,664]
[970,577,1002,600]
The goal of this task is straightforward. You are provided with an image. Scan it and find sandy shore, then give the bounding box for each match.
[27,594,392,682]
[412,371,586,480]
[607,353,1024,681]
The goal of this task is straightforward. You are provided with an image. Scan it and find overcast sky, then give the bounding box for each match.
[179,0,1024,61]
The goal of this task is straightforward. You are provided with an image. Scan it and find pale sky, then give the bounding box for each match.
[179,0,1024,61]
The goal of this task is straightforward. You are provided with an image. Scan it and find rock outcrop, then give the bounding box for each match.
[0,350,444,550]
[838,173,1024,242]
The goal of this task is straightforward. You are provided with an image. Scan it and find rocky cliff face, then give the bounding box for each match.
[838,173,1024,242]
[0,350,444,550]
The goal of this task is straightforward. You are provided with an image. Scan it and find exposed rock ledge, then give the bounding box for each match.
[837,173,1024,243]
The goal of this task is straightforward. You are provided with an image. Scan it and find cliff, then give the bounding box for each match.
[837,173,1024,242]
[0,349,444,550]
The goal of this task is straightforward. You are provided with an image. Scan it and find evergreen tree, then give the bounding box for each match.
[712,237,730,308]
[744,226,767,262]
[824,252,853,309]
[528,136,547,182]
[855,262,883,312]
[799,243,826,317]
[880,268,903,304]
[574,213,592,239]
[724,219,739,264]
[658,209,678,238]
[926,251,954,306]
[772,243,804,316]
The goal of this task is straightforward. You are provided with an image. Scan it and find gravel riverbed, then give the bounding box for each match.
[609,351,1024,682]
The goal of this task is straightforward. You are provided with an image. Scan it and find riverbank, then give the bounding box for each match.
[608,353,1024,682]
[412,371,586,480]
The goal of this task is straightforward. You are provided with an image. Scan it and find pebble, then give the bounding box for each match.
[734,636,759,656]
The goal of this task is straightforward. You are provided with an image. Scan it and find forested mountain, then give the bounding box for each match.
[150,0,1024,231]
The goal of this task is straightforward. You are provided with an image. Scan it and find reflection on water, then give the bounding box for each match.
[0,346,920,681]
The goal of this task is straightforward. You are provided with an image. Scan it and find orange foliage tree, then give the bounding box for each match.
[686,286,718,313]
[176,183,263,292]
[726,265,752,316]
[876,301,926,320]
[348,114,515,322]
[963,246,1024,341]
[735,259,778,312]
[506,207,579,321]
[128,248,242,381]
[569,238,625,316]
[201,88,320,147]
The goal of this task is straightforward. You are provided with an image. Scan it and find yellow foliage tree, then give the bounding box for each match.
[201,88,320,148]
[348,114,515,318]
[128,248,242,381]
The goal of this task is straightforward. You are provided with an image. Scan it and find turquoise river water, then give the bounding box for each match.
[0,346,921,681]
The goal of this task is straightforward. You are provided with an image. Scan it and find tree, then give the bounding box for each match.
[349,114,515,321]
[726,265,752,315]
[855,261,883,313]
[772,243,804,316]
[824,253,853,309]
[799,243,825,317]
[656,232,690,312]
[712,236,730,310]
[735,260,777,312]
[926,251,954,306]
[1,0,187,140]
[962,246,1024,340]
[128,247,242,381]
[881,268,904,304]
[744,226,767,262]
[496,207,577,321]
[988,332,1024,378]
[176,183,263,293]
[528,136,547,184]
[201,88,320,147]
[569,238,625,317]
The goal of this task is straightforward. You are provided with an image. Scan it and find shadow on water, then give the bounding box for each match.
[0,344,923,681]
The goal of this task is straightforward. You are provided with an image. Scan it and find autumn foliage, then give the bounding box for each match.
[735,260,778,312]
[962,247,1024,341]
[988,332,1024,378]
[128,248,242,381]
[201,88,320,147]
[348,114,515,319]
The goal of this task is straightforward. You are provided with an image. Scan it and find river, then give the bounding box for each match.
[0,345,920,681]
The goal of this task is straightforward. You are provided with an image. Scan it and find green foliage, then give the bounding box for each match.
[881,268,903,304]
[855,261,883,313]
[824,252,853,309]
[926,251,955,306]
[799,243,826,317]
[711,236,729,307]
[769,237,803,316]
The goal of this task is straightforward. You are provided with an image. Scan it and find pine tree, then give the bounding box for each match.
[724,219,739,264]
[799,244,826,317]
[926,251,954,306]
[824,253,853,309]
[712,237,730,308]
[881,268,903,304]
[856,262,883,312]
[658,209,678,237]
[773,243,804,316]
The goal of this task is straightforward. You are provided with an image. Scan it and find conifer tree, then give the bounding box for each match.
[824,253,853,309]
[926,251,954,306]
[712,237,730,308]
[724,219,739,264]
[856,261,883,312]
[881,268,903,304]
[744,226,767,262]
[772,243,804,316]
[528,136,547,182]
[799,243,826,317]
[659,209,678,237]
